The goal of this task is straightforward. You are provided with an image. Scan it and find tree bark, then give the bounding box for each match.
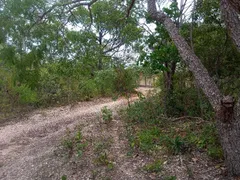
[216,115,240,177]
[221,0,240,52]
[147,0,240,176]
[227,0,240,14]
[216,96,240,176]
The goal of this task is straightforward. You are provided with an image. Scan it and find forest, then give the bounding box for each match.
[0,0,240,179]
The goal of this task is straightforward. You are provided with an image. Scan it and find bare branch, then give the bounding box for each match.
[103,42,124,54]
[126,0,136,18]
[30,0,98,30]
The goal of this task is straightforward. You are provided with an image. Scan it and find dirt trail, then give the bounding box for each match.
[0,89,153,180]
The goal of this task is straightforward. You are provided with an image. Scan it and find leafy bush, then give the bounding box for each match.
[95,67,138,96]
[78,79,98,100]
[114,66,138,93]
[14,84,38,104]
[123,95,163,124]
[94,69,116,96]
[164,87,213,118]
[101,106,113,123]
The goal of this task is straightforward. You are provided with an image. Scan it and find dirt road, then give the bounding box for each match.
[0,91,152,180]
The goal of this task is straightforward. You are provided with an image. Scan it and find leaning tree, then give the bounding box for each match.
[147,0,240,177]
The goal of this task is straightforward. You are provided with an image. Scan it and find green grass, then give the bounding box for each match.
[143,160,163,173]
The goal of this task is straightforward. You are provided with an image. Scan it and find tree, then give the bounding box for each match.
[139,2,181,115]
[147,0,240,177]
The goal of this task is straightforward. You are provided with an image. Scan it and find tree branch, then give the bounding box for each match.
[103,42,124,54]
[126,0,136,18]
[30,0,98,30]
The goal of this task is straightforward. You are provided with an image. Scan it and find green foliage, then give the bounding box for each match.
[137,127,161,152]
[123,96,223,159]
[101,106,113,123]
[156,72,214,119]
[14,84,38,104]
[123,96,163,124]
[163,136,186,155]
[95,69,116,96]
[0,0,142,119]
[179,0,240,96]
[93,138,114,169]
[95,67,138,97]
[94,152,113,167]
[62,128,87,158]
[185,123,223,159]
[163,176,177,180]
[37,62,139,106]
[61,175,67,180]
[139,2,181,73]
[143,160,163,173]
[114,66,139,93]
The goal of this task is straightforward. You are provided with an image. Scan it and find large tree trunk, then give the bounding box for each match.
[216,109,240,176]
[221,0,240,52]
[147,0,240,177]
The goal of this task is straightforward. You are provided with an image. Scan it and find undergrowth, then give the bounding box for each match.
[101,106,113,123]
[93,137,114,170]
[62,127,88,158]
[122,95,223,159]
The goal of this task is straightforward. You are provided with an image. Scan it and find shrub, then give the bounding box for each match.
[101,106,113,123]
[114,66,138,93]
[123,95,163,124]
[95,67,138,96]
[94,69,116,96]
[78,79,98,100]
[14,84,38,104]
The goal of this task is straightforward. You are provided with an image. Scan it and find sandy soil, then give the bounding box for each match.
[0,89,150,180]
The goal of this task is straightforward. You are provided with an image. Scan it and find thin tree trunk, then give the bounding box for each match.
[147,0,240,176]
[190,0,203,118]
[98,30,103,70]
[163,61,176,116]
